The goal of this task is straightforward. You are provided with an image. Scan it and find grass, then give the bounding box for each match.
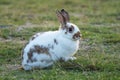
[0,0,120,80]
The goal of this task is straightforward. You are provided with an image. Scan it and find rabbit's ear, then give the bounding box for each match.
[56,10,66,26]
[61,9,70,22]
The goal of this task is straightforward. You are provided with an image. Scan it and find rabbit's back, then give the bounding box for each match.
[24,31,60,53]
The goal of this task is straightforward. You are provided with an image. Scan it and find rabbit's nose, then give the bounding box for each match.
[73,31,81,40]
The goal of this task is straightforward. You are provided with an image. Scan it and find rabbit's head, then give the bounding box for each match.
[56,9,82,41]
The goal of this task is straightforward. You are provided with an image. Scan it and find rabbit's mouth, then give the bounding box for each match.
[72,31,82,40]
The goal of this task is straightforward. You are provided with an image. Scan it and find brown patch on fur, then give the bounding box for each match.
[27,48,34,62]
[73,31,81,39]
[34,45,49,54]
[27,45,50,62]
[54,39,58,45]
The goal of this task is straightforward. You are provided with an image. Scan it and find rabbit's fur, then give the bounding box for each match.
[22,9,82,70]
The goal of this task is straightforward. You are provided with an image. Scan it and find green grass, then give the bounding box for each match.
[0,0,120,80]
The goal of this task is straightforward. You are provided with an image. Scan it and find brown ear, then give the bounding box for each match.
[56,10,66,26]
[61,9,70,22]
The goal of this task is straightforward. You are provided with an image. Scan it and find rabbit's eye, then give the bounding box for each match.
[68,26,74,33]
[69,28,73,32]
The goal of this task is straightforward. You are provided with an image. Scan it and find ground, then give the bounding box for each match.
[0,0,120,80]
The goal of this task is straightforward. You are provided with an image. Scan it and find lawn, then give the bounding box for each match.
[0,0,120,80]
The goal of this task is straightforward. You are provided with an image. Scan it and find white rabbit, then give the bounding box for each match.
[22,9,82,70]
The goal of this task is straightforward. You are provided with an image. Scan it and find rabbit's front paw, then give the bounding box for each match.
[63,57,77,62]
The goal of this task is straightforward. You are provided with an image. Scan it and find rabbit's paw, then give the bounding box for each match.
[63,57,77,62]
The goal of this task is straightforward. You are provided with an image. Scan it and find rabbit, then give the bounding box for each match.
[22,9,82,70]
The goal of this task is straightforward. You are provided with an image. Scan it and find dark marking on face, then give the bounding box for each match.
[64,25,74,34]
[73,31,81,40]
[68,25,74,33]
[54,39,58,45]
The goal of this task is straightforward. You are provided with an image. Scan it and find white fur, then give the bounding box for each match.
[22,11,81,70]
